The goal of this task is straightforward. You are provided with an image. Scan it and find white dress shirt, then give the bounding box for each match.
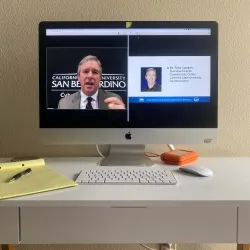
[80,90,99,109]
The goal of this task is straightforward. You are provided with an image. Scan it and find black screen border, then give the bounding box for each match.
[39,21,218,129]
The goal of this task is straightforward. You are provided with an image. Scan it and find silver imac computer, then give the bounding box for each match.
[39,21,218,166]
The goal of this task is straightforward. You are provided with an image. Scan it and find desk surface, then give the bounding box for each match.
[1,157,250,207]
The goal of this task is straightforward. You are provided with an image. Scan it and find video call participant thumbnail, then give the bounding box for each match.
[58,55,125,110]
[141,67,161,92]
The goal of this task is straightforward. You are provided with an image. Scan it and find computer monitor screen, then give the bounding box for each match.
[39,21,218,148]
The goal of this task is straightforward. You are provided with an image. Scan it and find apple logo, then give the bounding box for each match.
[125,131,132,140]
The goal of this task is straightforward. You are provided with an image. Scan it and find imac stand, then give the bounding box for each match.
[100,144,154,166]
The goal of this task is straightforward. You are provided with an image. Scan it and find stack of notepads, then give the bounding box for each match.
[0,158,77,200]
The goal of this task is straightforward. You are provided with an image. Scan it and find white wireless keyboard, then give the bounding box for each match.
[75,166,177,185]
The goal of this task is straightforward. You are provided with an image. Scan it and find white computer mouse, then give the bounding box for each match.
[179,165,213,177]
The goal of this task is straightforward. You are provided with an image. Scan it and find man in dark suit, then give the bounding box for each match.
[58,55,125,109]
[141,67,161,92]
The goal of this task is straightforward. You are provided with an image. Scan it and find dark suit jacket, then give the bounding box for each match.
[57,89,122,109]
[141,83,161,92]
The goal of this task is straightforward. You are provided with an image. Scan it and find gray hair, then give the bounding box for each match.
[146,67,157,75]
[77,55,102,75]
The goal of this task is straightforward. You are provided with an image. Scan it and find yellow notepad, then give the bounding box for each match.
[0,158,78,200]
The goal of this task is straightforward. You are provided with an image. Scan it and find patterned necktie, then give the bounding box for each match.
[86,97,93,109]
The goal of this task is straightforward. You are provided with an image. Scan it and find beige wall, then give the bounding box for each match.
[1,0,249,249]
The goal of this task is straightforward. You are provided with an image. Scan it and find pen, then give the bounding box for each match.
[9,168,32,182]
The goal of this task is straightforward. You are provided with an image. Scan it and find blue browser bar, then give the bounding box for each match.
[129,97,210,103]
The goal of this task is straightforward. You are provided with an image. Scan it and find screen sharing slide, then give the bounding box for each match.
[128,56,210,103]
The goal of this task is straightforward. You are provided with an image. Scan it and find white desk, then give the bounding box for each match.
[1,157,250,246]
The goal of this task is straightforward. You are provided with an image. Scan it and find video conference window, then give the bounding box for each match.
[45,29,212,112]
[47,47,127,110]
